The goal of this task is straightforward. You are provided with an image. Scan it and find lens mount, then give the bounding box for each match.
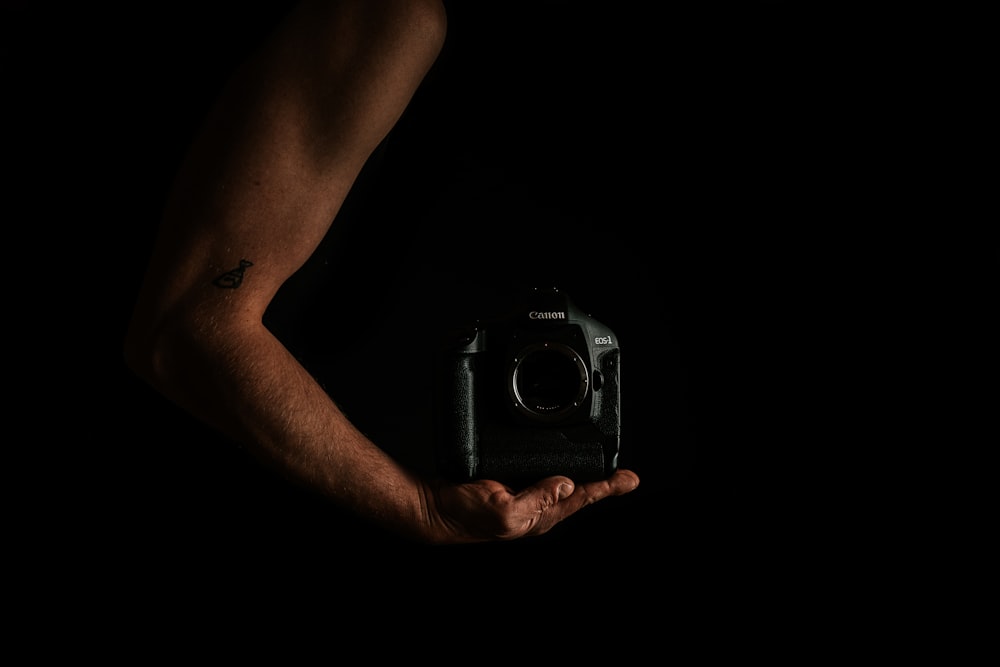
[509,342,589,421]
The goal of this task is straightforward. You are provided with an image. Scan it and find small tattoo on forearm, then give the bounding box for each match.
[213,259,254,289]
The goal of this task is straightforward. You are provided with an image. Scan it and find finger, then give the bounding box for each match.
[494,471,640,538]
[507,471,631,535]
[584,469,640,500]
[514,475,574,502]
[606,469,641,495]
[550,469,640,515]
[501,476,575,535]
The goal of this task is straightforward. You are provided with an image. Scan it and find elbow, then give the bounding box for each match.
[122,312,169,391]
[123,303,199,394]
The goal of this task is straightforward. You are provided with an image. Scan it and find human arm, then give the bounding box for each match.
[123,0,638,544]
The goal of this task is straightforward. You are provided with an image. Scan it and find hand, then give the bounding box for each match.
[422,470,640,544]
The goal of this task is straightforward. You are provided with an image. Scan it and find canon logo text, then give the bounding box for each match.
[529,311,566,320]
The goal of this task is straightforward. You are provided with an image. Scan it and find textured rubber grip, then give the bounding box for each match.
[443,353,478,480]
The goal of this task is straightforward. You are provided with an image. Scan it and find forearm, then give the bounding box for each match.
[139,315,432,540]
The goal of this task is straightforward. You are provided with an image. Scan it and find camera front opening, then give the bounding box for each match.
[510,342,589,421]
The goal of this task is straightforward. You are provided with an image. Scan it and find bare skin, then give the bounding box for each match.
[124,0,639,544]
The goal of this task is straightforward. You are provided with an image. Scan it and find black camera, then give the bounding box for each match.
[437,287,620,487]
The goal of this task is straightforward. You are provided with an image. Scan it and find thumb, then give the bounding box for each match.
[517,476,574,505]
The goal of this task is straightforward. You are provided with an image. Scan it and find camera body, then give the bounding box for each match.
[437,287,620,487]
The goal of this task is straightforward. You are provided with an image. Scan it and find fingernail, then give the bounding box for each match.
[558,483,573,499]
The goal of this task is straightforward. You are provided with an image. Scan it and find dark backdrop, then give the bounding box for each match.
[10,1,878,604]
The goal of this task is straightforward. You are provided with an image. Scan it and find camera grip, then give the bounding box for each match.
[593,348,621,440]
[438,352,479,480]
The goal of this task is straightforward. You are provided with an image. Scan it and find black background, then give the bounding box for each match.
[8,1,898,607]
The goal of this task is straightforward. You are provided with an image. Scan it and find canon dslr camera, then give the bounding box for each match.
[437,287,620,487]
